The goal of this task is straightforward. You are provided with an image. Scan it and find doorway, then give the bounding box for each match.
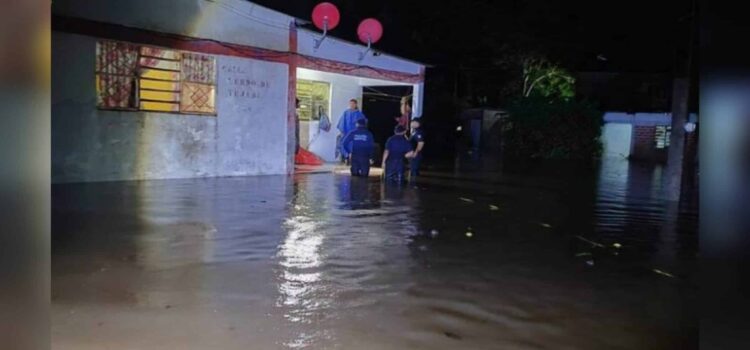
[297,79,331,150]
[361,85,413,163]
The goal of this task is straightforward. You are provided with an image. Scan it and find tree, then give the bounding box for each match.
[522,58,575,100]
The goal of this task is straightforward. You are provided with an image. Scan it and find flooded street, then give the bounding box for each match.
[52,158,698,349]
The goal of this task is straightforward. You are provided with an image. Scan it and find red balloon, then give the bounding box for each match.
[357,18,383,44]
[312,2,340,31]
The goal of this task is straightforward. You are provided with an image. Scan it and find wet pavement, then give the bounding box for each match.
[52,157,698,349]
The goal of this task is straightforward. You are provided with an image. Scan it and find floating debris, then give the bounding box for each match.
[465,231,474,238]
[652,269,675,278]
[459,197,475,203]
[585,260,595,266]
[489,204,500,211]
[612,243,622,249]
[430,229,439,237]
[575,235,606,248]
[443,331,462,340]
[539,223,552,228]
[575,252,592,257]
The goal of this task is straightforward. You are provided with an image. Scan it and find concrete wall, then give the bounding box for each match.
[297,29,423,75]
[601,123,633,159]
[52,32,288,183]
[53,0,292,52]
[297,68,413,162]
[216,55,289,176]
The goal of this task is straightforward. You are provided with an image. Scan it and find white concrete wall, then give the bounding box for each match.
[52,32,288,183]
[297,29,423,75]
[297,68,414,162]
[216,55,289,176]
[601,123,633,159]
[53,0,292,52]
[412,82,424,118]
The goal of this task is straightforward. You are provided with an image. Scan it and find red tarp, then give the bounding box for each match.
[295,148,324,166]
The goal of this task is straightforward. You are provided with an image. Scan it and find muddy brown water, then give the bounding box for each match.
[52,157,697,349]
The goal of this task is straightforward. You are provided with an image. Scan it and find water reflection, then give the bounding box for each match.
[52,157,697,349]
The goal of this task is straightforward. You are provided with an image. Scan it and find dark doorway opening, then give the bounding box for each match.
[361,85,413,164]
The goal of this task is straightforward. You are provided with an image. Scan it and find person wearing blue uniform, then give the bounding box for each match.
[409,118,425,178]
[381,125,415,183]
[341,118,375,177]
[336,99,368,162]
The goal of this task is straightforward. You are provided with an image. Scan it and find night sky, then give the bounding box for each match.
[249,0,695,73]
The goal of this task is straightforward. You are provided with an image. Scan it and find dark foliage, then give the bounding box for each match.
[503,96,603,160]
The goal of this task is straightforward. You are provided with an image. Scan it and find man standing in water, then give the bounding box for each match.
[341,118,375,177]
[336,99,367,163]
[409,118,425,179]
[381,125,415,183]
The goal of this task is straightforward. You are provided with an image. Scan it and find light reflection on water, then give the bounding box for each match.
[52,157,697,349]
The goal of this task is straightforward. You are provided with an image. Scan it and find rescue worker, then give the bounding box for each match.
[336,99,367,162]
[409,118,425,178]
[381,125,415,183]
[341,118,375,177]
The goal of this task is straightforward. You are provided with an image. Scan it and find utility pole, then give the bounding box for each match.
[664,0,696,201]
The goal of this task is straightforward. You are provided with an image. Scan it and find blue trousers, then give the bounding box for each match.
[350,155,370,177]
[385,160,405,182]
[410,156,422,178]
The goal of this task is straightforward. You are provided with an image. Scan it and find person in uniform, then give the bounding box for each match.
[341,118,375,177]
[409,118,425,178]
[381,125,415,183]
[336,99,367,163]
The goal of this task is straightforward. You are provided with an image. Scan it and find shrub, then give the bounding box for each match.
[503,96,603,160]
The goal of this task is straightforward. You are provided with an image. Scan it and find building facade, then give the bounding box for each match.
[601,112,698,162]
[52,0,425,183]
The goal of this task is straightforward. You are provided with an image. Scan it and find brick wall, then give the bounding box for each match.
[630,125,668,162]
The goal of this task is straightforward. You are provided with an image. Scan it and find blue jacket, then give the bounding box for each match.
[341,127,375,158]
[337,109,367,136]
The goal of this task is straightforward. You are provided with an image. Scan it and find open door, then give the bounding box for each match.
[361,85,413,164]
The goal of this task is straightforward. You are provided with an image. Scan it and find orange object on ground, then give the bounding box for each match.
[295,148,324,166]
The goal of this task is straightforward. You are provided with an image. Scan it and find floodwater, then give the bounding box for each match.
[52,157,698,349]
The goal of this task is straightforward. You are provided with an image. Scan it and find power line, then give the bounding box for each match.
[205,0,292,31]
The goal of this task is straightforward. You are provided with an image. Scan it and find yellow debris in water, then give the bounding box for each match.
[459,197,475,203]
[612,243,622,249]
[465,232,473,238]
[653,269,675,278]
[489,205,500,211]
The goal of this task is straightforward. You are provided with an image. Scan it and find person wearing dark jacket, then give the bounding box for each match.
[409,118,425,178]
[341,118,375,177]
[381,125,415,182]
